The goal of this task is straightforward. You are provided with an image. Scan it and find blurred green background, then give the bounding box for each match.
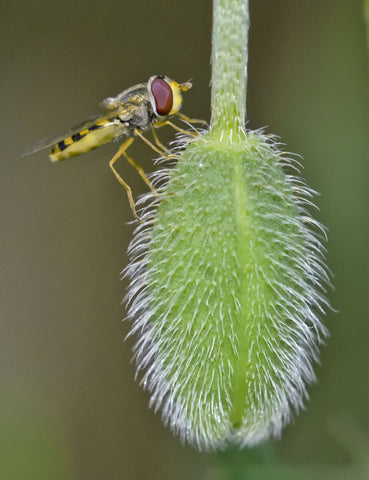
[1,0,368,479]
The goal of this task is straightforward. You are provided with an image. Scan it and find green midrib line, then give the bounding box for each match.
[229,152,252,428]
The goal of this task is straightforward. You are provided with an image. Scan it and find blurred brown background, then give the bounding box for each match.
[1,0,368,479]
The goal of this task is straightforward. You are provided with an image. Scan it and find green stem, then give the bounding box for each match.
[210,0,249,135]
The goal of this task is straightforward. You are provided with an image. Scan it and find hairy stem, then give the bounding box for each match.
[210,0,249,135]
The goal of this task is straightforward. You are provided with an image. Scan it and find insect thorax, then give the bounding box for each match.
[119,101,154,136]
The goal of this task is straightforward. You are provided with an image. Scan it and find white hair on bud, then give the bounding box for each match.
[123,129,329,451]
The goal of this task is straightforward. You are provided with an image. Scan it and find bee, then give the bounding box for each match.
[23,75,205,219]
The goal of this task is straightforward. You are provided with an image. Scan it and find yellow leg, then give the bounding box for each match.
[150,124,170,154]
[125,154,156,193]
[155,120,198,137]
[109,136,156,220]
[177,113,208,127]
[109,138,139,219]
[133,129,177,159]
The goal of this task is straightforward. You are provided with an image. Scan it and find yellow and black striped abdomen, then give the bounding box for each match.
[49,120,126,162]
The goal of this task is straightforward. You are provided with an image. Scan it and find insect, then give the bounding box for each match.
[23,75,204,219]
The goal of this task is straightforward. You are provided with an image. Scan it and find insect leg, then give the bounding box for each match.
[177,113,209,127]
[125,154,157,193]
[133,129,176,159]
[109,137,141,219]
[155,120,199,137]
[110,136,159,218]
[150,124,171,154]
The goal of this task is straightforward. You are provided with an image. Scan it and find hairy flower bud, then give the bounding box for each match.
[125,129,329,450]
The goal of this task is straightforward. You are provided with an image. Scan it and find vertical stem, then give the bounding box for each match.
[210,0,250,135]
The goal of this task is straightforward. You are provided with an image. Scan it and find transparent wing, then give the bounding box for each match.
[22,106,134,157]
[100,83,147,110]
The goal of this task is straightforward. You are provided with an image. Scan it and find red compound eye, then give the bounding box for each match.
[151,77,173,116]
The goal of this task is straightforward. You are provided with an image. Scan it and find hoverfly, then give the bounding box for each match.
[23,75,205,219]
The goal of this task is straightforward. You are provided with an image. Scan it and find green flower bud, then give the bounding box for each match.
[125,129,329,450]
